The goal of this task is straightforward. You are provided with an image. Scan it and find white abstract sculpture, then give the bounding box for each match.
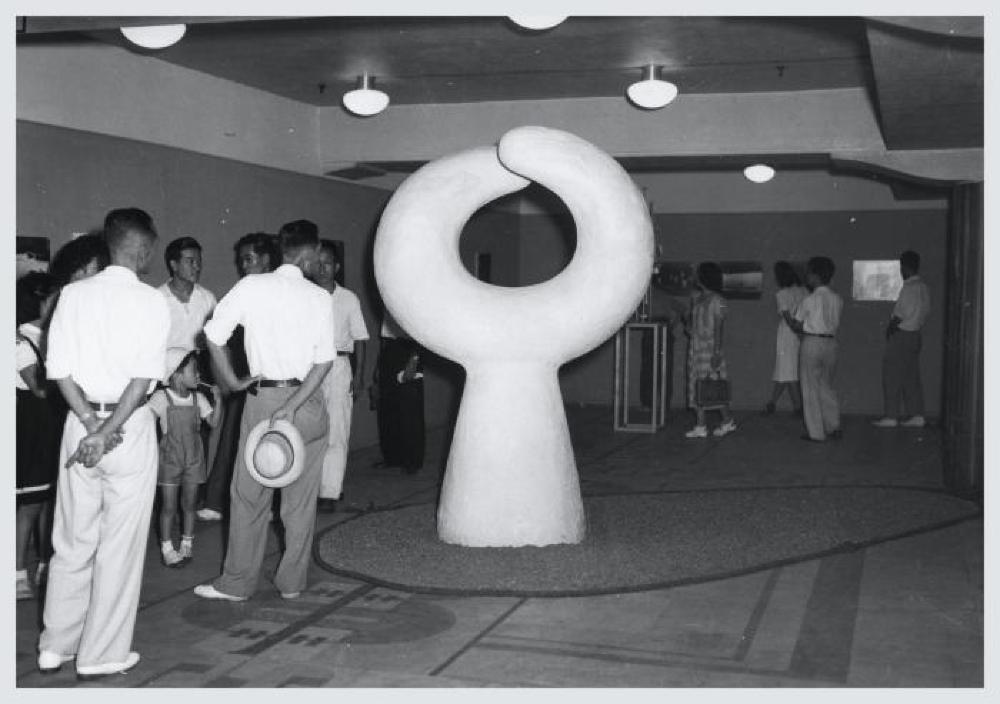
[374,126,653,547]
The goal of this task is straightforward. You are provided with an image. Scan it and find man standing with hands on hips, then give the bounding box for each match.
[37,208,169,679]
[194,219,335,602]
[872,250,931,429]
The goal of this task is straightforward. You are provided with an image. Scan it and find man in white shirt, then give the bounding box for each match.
[159,236,217,353]
[312,239,369,511]
[873,250,932,428]
[194,220,335,602]
[784,256,843,443]
[38,208,170,679]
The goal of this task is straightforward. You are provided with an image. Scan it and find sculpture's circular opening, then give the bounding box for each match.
[459,184,577,288]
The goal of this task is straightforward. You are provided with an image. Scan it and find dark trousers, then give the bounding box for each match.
[377,338,425,470]
[882,329,924,417]
[202,391,245,514]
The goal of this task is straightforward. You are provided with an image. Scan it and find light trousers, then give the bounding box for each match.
[799,335,841,440]
[214,386,327,598]
[39,407,158,669]
[319,357,353,499]
[882,329,924,417]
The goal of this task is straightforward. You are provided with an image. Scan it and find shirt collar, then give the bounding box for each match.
[275,263,305,279]
[101,265,139,281]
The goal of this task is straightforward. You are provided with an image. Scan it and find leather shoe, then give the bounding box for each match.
[76,651,140,680]
[38,650,74,674]
[800,434,825,443]
[829,429,843,440]
[194,583,247,602]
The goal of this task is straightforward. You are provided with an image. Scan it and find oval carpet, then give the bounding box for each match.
[315,486,980,597]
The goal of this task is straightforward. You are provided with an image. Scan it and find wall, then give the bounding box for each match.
[519,207,949,416]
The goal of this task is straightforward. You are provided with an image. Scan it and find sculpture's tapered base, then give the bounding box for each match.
[437,362,585,547]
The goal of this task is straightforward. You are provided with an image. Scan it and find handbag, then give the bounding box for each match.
[695,371,730,407]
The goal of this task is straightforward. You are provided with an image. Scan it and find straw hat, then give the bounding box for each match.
[243,419,305,488]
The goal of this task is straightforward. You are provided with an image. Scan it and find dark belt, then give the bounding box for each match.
[87,397,148,413]
[248,378,301,395]
[337,351,352,357]
[804,332,835,338]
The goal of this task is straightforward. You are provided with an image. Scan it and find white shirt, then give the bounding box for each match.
[893,275,931,332]
[330,285,369,352]
[795,285,843,336]
[47,265,170,401]
[15,322,43,391]
[204,264,336,380]
[159,281,217,351]
[148,387,212,433]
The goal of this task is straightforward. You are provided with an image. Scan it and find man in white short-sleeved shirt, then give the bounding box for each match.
[194,219,335,602]
[38,208,169,679]
[158,236,216,353]
[873,250,932,428]
[313,240,369,509]
[784,256,843,443]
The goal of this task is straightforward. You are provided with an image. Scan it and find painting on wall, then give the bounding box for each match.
[653,261,695,295]
[719,261,763,300]
[852,260,903,301]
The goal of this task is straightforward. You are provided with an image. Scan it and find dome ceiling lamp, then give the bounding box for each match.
[508,16,568,31]
[626,64,678,110]
[743,164,777,183]
[120,24,187,50]
[342,73,390,117]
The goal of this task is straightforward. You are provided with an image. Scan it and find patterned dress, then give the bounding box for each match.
[686,291,728,407]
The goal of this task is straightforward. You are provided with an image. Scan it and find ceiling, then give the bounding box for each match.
[18,15,983,174]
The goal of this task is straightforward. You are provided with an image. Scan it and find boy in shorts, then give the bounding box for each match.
[149,348,221,566]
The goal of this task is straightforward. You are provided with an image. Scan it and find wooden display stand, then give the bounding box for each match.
[613,321,671,432]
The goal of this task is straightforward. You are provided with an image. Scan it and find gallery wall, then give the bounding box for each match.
[519,207,949,416]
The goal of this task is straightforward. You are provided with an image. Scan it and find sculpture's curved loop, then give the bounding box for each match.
[374,126,654,365]
[373,126,655,546]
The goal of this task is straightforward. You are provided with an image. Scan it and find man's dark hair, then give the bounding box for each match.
[807,256,836,285]
[49,234,110,286]
[773,260,801,289]
[164,236,202,272]
[900,250,920,273]
[16,271,60,325]
[697,261,724,294]
[278,219,319,255]
[318,238,341,262]
[234,232,280,272]
[103,208,156,251]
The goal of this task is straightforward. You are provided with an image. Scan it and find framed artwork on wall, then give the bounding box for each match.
[852,260,902,301]
[16,236,50,279]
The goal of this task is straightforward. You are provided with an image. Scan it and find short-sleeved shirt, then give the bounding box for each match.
[159,281,217,351]
[330,285,369,352]
[46,265,170,401]
[16,323,43,391]
[795,285,843,336]
[203,264,336,380]
[893,275,931,332]
[148,387,213,434]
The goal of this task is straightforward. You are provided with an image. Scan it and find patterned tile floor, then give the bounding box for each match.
[14,406,984,689]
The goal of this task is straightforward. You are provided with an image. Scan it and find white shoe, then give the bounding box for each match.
[871,417,899,428]
[685,425,708,439]
[194,583,247,602]
[76,651,140,680]
[901,415,926,428]
[280,591,301,600]
[178,540,193,561]
[38,650,75,674]
[161,546,184,567]
[197,508,222,521]
[713,420,738,437]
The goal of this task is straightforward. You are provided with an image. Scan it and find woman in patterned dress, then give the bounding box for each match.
[684,262,736,438]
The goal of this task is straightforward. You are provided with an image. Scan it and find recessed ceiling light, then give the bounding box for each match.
[120,24,186,50]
